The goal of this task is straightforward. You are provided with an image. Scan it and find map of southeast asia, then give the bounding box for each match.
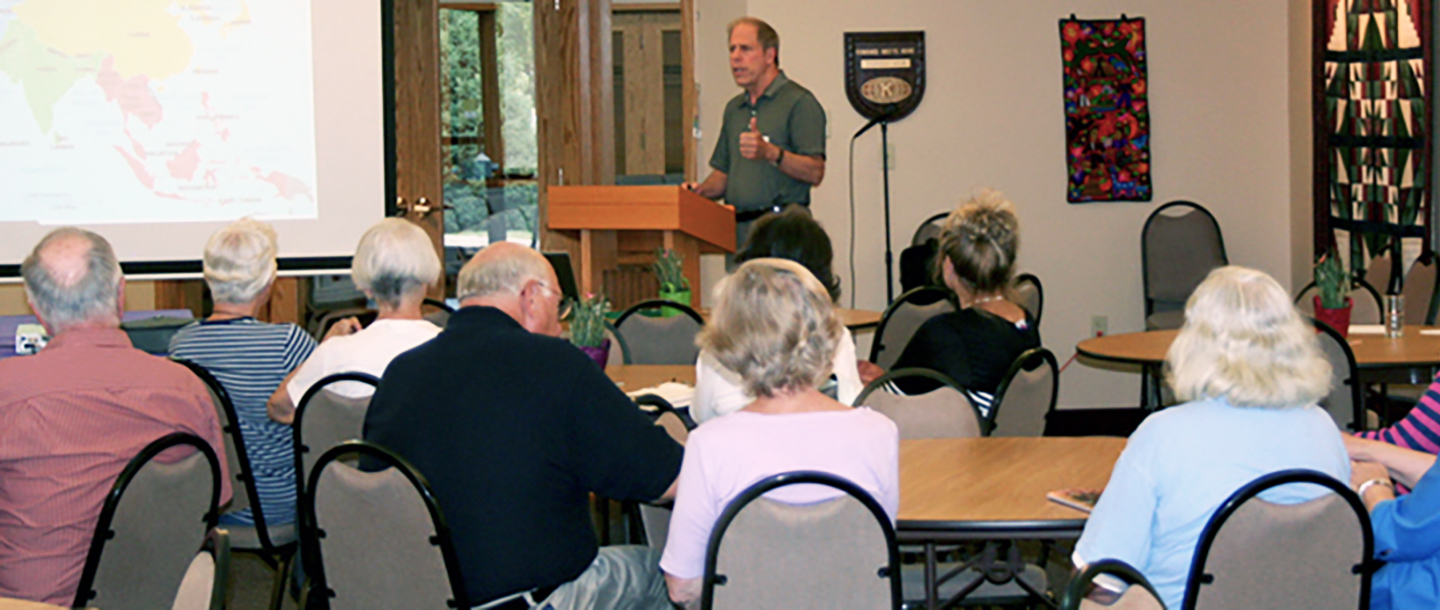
[0,0,318,224]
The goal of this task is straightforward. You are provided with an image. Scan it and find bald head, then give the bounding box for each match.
[457,242,563,336]
[21,228,124,333]
[457,242,557,302]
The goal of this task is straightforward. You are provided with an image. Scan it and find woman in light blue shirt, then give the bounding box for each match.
[1073,266,1350,608]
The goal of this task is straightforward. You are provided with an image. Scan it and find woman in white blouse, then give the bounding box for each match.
[691,206,863,422]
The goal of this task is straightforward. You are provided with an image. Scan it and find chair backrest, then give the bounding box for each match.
[614,300,706,365]
[854,368,984,439]
[1311,319,1365,432]
[294,372,381,500]
[701,472,901,610]
[1405,258,1439,325]
[421,297,454,328]
[1061,559,1166,610]
[604,320,632,367]
[306,441,469,610]
[869,286,956,370]
[74,433,222,610]
[911,211,950,247]
[635,393,695,444]
[172,528,231,610]
[1142,201,1227,324]
[1182,469,1373,610]
[633,394,694,550]
[1294,278,1384,325]
[172,359,279,549]
[1013,273,1044,328]
[989,348,1059,438]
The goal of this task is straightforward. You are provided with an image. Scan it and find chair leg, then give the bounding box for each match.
[268,550,294,610]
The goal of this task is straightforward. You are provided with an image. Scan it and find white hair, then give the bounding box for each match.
[21,228,123,332]
[351,219,441,307]
[204,218,278,304]
[1166,265,1331,409]
[456,244,552,301]
[698,258,841,397]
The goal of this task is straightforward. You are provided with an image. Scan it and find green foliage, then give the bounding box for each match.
[653,249,689,293]
[498,2,537,175]
[1315,248,1349,310]
[570,294,611,348]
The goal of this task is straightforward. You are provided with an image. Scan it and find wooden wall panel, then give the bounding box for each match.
[394,0,447,298]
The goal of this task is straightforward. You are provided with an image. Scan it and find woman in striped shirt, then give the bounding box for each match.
[170,218,319,527]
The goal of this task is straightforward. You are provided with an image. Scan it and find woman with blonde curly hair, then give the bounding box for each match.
[1073,265,1350,608]
[860,189,1039,416]
[658,259,898,607]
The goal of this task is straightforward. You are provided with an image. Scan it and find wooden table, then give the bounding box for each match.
[899,437,1125,609]
[605,364,696,390]
[1077,326,1440,369]
[899,437,1125,540]
[0,598,71,610]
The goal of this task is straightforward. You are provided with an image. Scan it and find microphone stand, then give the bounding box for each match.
[881,120,894,303]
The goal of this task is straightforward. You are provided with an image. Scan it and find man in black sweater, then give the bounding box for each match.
[365,242,682,609]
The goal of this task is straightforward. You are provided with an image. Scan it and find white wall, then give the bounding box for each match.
[695,0,1307,407]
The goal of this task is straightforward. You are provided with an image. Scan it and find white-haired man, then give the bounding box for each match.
[364,242,681,610]
[0,228,230,606]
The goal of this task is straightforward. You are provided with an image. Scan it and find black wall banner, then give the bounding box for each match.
[844,31,926,122]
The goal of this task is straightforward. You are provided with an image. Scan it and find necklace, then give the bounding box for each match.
[969,294,1005,307]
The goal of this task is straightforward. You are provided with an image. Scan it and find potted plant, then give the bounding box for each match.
[653,248,692,317]
[570,293,612,369]
[1314,247,1353,337]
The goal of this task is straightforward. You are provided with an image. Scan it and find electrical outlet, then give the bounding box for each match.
[1090,315,1108,337]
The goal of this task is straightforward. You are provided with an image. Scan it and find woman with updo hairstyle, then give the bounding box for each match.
[692,205,863,423]
[860,189,1040,416]
[1073,266,1349,609]
[658,259,899,607]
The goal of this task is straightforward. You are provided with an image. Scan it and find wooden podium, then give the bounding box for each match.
[548,185,736,308]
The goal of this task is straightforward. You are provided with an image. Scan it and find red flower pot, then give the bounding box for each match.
[1313,295,1352,338]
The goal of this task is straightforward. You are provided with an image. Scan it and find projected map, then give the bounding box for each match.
[0,0,317,224]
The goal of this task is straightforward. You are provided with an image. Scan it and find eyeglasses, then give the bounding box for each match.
[535,281,574,320]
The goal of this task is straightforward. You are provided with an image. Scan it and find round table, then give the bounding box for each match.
[1077,326,1440,369]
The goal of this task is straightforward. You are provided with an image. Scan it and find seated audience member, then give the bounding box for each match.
[692,206,863,422]
[364,242,682,610]
[660,258,900,607]
[0,228,230,605]
[1354,376,1440,453]
[1074,266,1350,609]
[169,218,317,527]
[267,218,442,424]
[858,189,1039,416]
[1346,435,1440,609]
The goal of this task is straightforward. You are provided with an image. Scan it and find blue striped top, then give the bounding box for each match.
[169,317,316,526]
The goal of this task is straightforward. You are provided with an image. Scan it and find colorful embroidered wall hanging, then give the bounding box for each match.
[1316,0,1432,272]
[1060,16,1151,203]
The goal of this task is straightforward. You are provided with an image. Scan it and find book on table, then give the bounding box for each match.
[1047,488,1102,513]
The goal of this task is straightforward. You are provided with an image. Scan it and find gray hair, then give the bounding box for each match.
[351,219,441,308]
[456,244,553,301]
[21,228,123,332]
[698,258,841,397]
[1166,266,1331,409]
[204,218,278,304]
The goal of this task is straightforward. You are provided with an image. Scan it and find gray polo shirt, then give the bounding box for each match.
[709,71,827,211]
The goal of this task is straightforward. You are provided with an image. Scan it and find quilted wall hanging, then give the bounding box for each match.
[1315,0,1432,275]
[1060,16,1152,203]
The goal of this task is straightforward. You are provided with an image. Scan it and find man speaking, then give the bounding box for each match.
[684,17,826,246]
